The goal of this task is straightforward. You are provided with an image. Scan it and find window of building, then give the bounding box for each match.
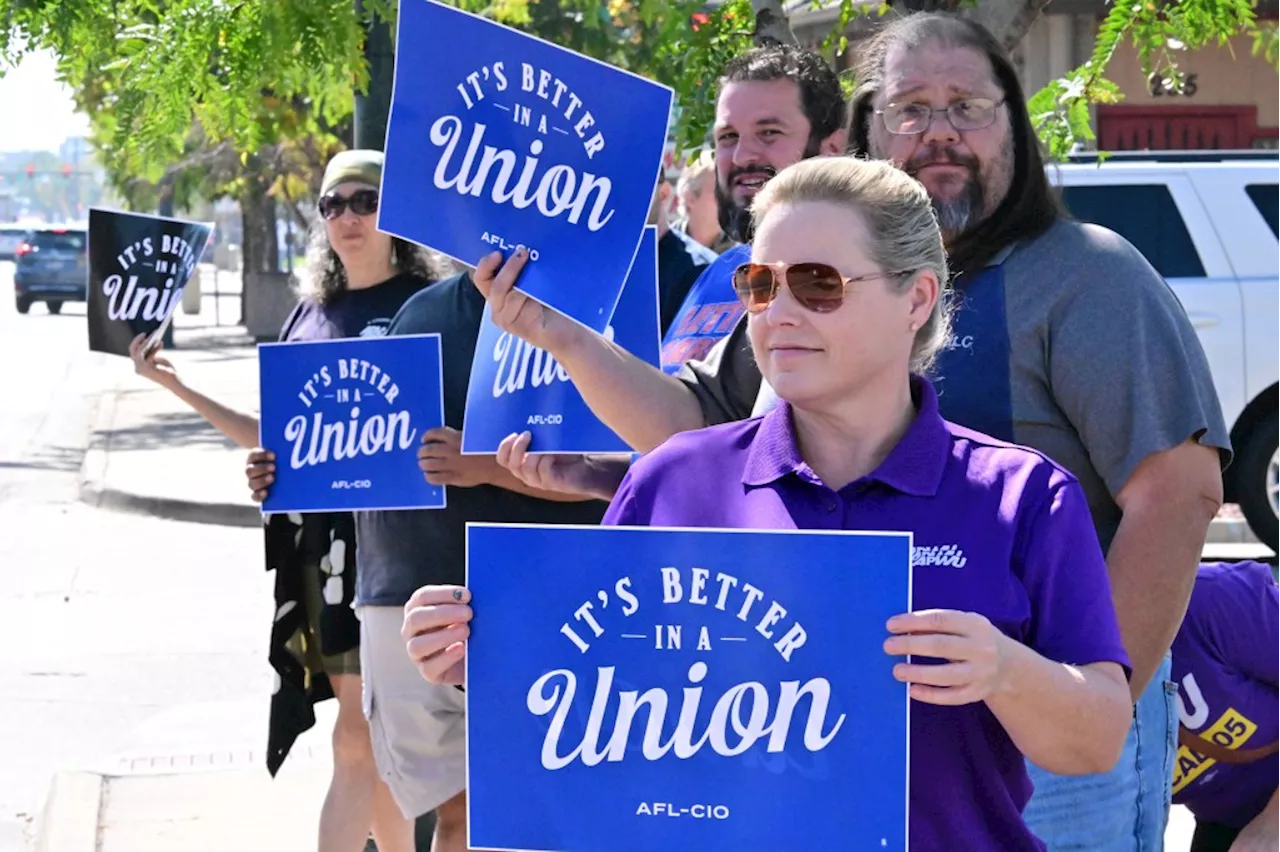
[1059,184,1206,278]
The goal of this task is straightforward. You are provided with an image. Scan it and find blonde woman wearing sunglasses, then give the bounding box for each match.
[407,156,1133,849]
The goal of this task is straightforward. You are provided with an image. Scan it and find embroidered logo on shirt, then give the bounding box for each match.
[359,318,392,337]
[911,545,967,568]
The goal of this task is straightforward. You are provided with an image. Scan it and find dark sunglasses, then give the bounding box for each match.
[318,189,379,220]
[732,262,915,314]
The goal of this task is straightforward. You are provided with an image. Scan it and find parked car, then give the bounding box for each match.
[13,227,88,315]
[0,225,27,261]
[1051,151,1279,551]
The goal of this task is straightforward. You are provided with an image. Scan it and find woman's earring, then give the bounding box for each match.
[909,321,920,332]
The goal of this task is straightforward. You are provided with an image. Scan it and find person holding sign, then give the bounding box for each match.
[249,244,612,851]
[135,150,437,852]
[484,16,1227,849]
[408,156,1134,849]
[1170,561,1278,852]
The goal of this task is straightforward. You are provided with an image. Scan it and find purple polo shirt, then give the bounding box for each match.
[603,377,1130,851]
[1171,561,1279,828]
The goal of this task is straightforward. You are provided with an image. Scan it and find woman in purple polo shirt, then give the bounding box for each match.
[1172,561,1278,852]
[404,157,1133,849]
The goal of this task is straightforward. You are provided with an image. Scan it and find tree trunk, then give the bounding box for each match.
[238,174,296,338]
[963,0,1050,53]
[749,0,798,46]
[240,179,278,277]
[354,0,396,151]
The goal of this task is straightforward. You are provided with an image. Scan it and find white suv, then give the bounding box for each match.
[1050,152,1279,552]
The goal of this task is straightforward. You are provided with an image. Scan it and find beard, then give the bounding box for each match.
[714,136,824,244]
[904,145,986,243]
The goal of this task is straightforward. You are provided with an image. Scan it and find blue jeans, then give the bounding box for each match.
[1022,654,1176,851]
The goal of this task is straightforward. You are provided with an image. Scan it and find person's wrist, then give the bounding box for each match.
[989,630,1026,699]
[583,454,632,501]
[550,319,595,364]
[152,371,181,392]
[477,455,504,487]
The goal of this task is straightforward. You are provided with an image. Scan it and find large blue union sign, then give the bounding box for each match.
[465,524,912,851]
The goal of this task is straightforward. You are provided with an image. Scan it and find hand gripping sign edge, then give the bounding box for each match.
[256,333,447,514]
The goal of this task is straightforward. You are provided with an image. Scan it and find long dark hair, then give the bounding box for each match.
[847,14,1061,277]
[298,216,447,305]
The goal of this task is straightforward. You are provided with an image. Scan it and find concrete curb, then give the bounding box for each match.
[35,772,103,852]
[1204,515,1259,546]
[77,387,261,529]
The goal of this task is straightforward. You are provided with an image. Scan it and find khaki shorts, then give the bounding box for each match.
[358,605,466,819]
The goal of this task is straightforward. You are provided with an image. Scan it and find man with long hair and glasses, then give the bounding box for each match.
[471,14,1230,849]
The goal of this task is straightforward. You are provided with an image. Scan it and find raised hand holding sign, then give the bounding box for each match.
[379,0,673,333]
[87,208,213,356]
[461,226,662,454]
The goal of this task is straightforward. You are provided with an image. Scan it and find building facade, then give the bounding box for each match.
[786,0,1278,152]
[1015,1,1277,151]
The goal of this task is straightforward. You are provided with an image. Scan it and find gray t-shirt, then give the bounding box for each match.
[677,218,1230,553]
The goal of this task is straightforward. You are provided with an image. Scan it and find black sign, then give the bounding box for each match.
[87,207,214,356]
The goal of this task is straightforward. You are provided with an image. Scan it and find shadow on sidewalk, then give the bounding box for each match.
[172,326,259,349]
[0,443,87,474]
[104,411,242,452]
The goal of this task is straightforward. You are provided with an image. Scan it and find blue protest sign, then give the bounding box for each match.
[258,334,446,513]
[379,0,674,334]
[460,226,661,455]
[465,524,912,852]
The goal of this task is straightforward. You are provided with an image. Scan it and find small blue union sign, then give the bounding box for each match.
[461,226,661,455]
[258,334,446,513]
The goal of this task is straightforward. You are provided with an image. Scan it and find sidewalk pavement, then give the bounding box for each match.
[36,702,337,852]
[58,314,1265,852]
[77,323,262,529]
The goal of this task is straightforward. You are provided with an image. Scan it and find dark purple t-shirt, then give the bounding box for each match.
[602,376,1130,851]
[1171,561,1279,828]
[278,273,430,343]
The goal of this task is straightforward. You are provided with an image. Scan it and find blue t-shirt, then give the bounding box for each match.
[656,227,719,336]
[659,243,749,374]
[353,273,608,607]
